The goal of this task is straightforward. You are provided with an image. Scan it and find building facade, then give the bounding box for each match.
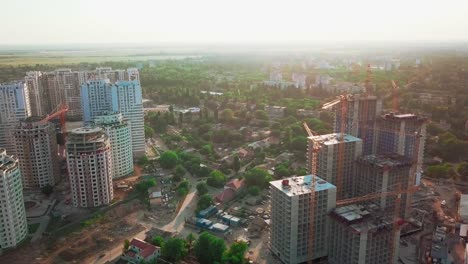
[376,113,427,185]
[24,71,45,116]
[92,112,133,178]
[328,204,399,264]
[66,127,113,208]
[0,149,28,249]
[14,118,60,189]
[307,133,362,199]
[0,82,31,154]
[81,79,144,157]
[270,176,337,264]
[354,154,413,218]
[334,94,383,155]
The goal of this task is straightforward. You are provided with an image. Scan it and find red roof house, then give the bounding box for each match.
[122,238,161,263]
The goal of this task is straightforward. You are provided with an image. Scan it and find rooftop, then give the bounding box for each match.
[270,175,336,197]
[380,112,427,123]
[308,133,361,145]
[330,204,393,234]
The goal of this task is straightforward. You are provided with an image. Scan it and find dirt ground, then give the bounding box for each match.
[2,201,145,264]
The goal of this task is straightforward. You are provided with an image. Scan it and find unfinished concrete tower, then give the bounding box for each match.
[66,127,113,208]
[334,94,383,155]
[306,133,362,199]
[14,117,60,189]
[354,154,412,218]
[328,204,399,264]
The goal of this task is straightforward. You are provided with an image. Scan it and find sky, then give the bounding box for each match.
[2,0,468,45]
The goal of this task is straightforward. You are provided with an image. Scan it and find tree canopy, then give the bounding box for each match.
[195,232,226,264]
[160,151,179,169]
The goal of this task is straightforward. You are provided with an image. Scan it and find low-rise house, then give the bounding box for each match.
[215,179,246,204]
[122,238,161,264]
[265,106,286,119]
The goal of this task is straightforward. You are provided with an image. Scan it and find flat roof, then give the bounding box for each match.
[331,204,392,233]
[309,133,361,145]
[270,175,335,197]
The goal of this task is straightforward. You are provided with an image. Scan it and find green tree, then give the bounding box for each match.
[161,237,187,263]
[177,180,190,197]
[144,125,155,138]
[197,194,213,211]
[137,155,149,166]
[195,232,226,264]
[290,136,307,152]
[223,241,248,264]
[123,239,130,252]
[196,182,209,195]
[232,155,241,173]
[160,151,179,169]
[173,164,186,182]
[186,233,196,255]
[41,184,53,196]
[151,236,165,247]
[206,170,227,188]
[254,110,268,120]
[244,168,272,188]
[248,186,260,196]
[221,108,235,122]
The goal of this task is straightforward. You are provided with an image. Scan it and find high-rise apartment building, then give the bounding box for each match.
[0,149,28,249]
[81,80,145,157]
[354,154,413,218]
[92,112,133,178]
[270,175,337,263]
[334,94,383,155]
[24,71,45,116]
[14,117,60,189]
[376,113,427,185]
[306,133,362,199]
[0,82,31,154]
[81,79,112,123]
[328,204,399,264]
[66,127,113,208]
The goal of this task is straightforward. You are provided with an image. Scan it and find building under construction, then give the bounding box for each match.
[333,94,383,155]
[269,175,337,264]
[328,204,399,264]
[14,117,60,189]
[306,133,362,199]
[376,113,427,185]
[354,154,413,218]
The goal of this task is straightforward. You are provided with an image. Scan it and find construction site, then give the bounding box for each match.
[267,66,461,264]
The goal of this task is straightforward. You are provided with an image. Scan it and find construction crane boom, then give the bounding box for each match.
[303,122,321,263]
[336,185,418,206]
[391,80,399,112]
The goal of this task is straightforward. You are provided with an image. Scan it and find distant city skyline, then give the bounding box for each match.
[2,0,468,45]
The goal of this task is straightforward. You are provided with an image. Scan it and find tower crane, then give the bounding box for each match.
[391,80,399,113]
[322,95,349,199]
[39,104,69,156]
[303,122,320,263]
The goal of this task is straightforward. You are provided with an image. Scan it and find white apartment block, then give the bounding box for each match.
[66,127,113,208]
[93,112,133,178]
[110,81,145,157]
[0,149,28,249]
[14,118,60,189]
[81,79,112,123]
[270,176,337,264]
[307,133,362,199]
[24,71,45,116]
[0,82,31,154]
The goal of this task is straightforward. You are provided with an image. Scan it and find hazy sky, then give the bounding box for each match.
[2,0,468,45]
